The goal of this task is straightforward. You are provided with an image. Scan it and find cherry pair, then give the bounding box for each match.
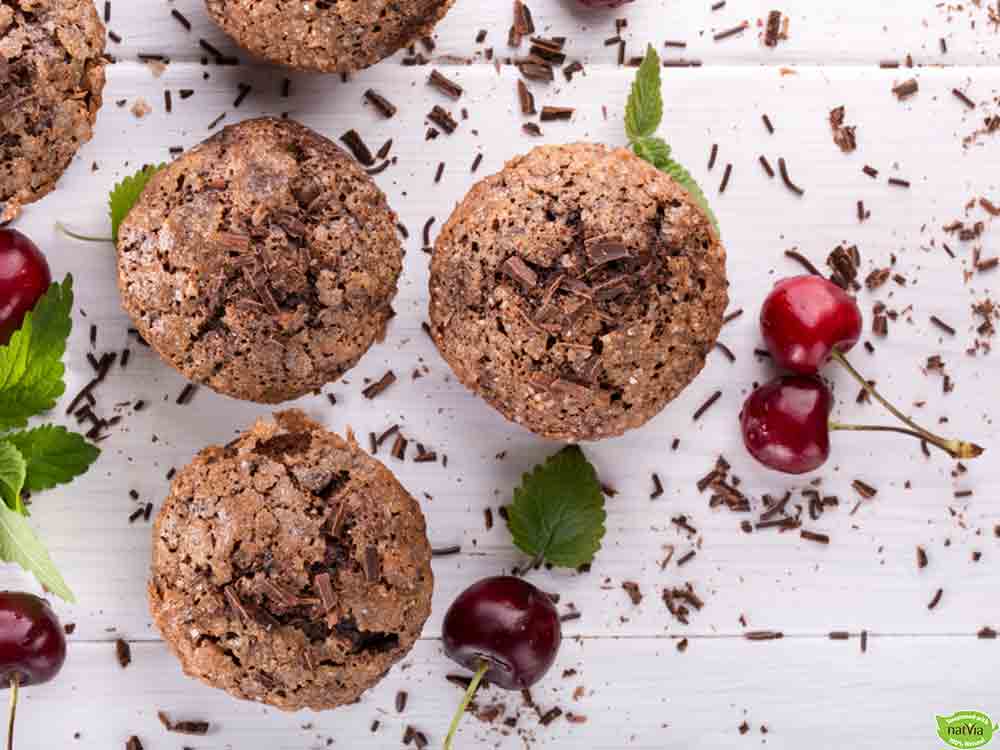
[741,275,983,474]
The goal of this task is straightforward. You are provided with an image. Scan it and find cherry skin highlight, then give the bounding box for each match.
[0,229,52,346]
[442,576,561,690]
[760,275,862,374]
[740,375,833,474]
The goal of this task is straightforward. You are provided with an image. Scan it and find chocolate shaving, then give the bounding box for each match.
[502,256,538,288]
[892,78,919,99]
[364,89,397,118]
[692,390,722,421]
[115,639,131,668]
[362,371,396,399]
[340,130,375,166]
[364,546,381,583]
[428,69,463,99]
[427,105,458,134]
[778,157,805,195]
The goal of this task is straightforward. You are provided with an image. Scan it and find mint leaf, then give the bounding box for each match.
[624,48,720,235]
[110,164,165,242]
[655,152,719,233]
[0,442,26,512]
[631,136,672,169]
[0,500,75,602]
[0,277,74,431]
[625,45,663,140]
[6,426,99,494]
[506,445,607,568]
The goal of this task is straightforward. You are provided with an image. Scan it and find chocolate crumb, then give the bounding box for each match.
[115,639,131,668]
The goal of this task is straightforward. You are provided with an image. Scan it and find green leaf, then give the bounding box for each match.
[625,45,663,140]
[0,277,74,431]
[109,164,165,242]
[631,136,672,169]
[655,153,720,235]
[0,442,26,511]
[0,499,75,601]
[506,445,607,568]
[624,47,721,236]
[6,426,99,494]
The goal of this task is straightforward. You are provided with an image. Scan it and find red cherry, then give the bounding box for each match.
[740,375,832,474]
[0,230,52,346]
[442,577,561,748]
[760,275,862,374]
[443,576,560,690]
[0,592,67,750]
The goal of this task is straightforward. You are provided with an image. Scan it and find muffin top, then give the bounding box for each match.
[429,143,729,441]
[148,410,434,712]
[117,117,402,404]
[0,0,106,222]
[205,0,456,73]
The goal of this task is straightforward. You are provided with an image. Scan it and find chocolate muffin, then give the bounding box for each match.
[429,143,728,441]
[117,117,402,404]
[0,0,106,222]
[204,0,456,73]
[149,410,434,712]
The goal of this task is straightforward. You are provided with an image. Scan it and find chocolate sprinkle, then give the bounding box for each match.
[362,371,396,399]
[340,130,375,166]
[364,89,397,118]
[778,157,805,195]
[693,390,722,421]
[115,638,131,668]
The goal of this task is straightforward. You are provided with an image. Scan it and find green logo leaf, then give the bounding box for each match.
[936,711,996,749]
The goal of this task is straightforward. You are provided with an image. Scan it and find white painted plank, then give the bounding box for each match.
[104,0,1000,67]
[14,635,998,749]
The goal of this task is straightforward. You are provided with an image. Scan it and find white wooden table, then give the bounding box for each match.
[4,1,999,747]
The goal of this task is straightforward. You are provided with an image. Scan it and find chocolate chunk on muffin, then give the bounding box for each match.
[205,0,456,73]
[117,117,402,404]
[0,0,106,222]
[429,143,729,441]
[149,410,434,712]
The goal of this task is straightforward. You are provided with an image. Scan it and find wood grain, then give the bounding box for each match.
[2,1,998,747]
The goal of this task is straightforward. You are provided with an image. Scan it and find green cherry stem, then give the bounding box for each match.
[7,676,17,750]
[831,350,984,460]
[443,661,489,750]
[55,222,113,243]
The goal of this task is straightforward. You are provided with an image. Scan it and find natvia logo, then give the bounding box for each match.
[937,711,998,749]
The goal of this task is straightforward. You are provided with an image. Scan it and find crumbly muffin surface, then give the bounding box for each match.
[205,0,456,73]
[117,117,402,404]
[429,143,729,441]
[0,0,106,221]
[149,410,434,711]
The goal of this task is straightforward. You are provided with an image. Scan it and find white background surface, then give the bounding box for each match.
[3,0,1000,747]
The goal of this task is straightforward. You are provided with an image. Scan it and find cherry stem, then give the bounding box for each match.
[831,350,984,460]
[55,222,112,244]
[443,661,488,750]
[7,676,17,750]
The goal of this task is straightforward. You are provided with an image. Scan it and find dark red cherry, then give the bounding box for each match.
[740,375,832,474]
[0,592,66,689]
[442,576,560,691]
[0,229,52,346]
[442,577,561,749]
[0,592,67,750]
[760,275,862,374]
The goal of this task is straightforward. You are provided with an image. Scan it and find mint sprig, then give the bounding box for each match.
[110,163,165,242]
[506,446,607,569]
[625,45,719,234]
[0,275,100,601]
